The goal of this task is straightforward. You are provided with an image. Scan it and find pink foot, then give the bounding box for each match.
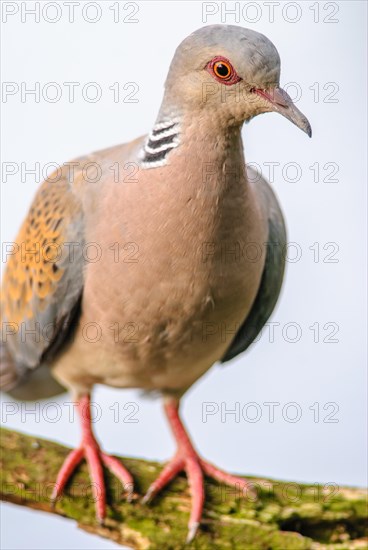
[143,399,255,543]
[50,395,134,523]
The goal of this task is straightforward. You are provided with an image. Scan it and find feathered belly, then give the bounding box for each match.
[52,235,265,394]
[52,172,268,394]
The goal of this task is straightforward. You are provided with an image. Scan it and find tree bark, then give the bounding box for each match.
[0,427,366,550]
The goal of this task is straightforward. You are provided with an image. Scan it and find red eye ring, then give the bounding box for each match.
[206,56,241,86]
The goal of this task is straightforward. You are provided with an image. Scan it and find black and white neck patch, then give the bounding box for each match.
[139,118,180,169]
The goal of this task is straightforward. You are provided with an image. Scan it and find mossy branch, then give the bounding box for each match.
[0,427,367,550]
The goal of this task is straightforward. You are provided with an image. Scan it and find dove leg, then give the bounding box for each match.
[51,394,134,523]
[143,397,254,542]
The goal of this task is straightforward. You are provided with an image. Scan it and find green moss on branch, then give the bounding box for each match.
[0,428,367,549]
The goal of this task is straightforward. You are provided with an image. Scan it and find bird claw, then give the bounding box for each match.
[186,522,199,544]
[142,487,154,505]
[141,453,253,543]
[52,443,134,523]
[97,516,105,527]
[125,487,137,503]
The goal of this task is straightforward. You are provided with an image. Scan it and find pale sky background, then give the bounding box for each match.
[1,1,367,549]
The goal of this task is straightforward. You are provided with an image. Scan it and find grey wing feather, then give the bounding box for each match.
[221,170,286,363]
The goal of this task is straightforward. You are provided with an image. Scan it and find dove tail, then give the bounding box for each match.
[0,342,66,401]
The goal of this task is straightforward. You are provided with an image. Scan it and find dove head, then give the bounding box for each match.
[161,24,311,136]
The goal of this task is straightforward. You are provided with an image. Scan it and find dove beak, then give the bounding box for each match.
[253,86,312,137]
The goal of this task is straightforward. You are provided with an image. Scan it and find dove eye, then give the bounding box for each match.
[214,60,231,78]
[206,56,241,85]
